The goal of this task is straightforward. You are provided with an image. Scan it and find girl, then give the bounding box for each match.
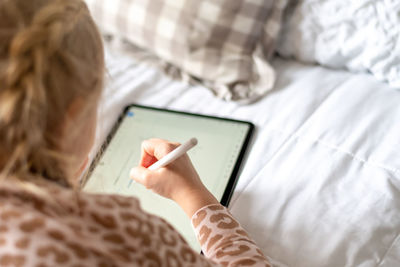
[0,0,270,266]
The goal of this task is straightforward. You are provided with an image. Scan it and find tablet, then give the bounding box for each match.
[81,104,253,252]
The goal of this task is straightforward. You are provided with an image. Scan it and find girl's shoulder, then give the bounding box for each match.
[0,179,142,218]
[0,180,207,266]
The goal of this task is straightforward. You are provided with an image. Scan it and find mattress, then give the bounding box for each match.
[93,40,400,267]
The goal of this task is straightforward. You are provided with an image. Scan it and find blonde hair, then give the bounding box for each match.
[0,0,104,188]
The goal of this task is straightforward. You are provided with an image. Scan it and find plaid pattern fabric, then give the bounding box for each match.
[85,0,285,101]
[261,0,289,59]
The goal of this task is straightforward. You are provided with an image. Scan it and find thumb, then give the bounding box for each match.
[130,166,152,185]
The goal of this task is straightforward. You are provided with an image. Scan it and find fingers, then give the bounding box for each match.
[130,166,152,188]
[140,139,180,167]
[133,139,181,190]
[139,147,158,168]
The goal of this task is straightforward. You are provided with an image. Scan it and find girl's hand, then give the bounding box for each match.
[130,139,218,218]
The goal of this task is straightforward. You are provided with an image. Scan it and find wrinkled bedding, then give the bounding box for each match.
[93,41,400,267]
[277,0,400,88]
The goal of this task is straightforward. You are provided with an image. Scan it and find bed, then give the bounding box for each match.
[82,0,400,265]
[90,40,400,267]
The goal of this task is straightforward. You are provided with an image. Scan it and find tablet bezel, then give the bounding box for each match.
[81,104,254,207]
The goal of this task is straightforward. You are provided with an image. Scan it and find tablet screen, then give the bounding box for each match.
[82,105,253,251]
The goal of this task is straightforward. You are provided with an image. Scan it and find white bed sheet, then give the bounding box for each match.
[93,41,400,267]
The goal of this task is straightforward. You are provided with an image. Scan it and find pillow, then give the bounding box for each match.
[277,0,400,88]
[84,0,283,102]
[260,0,289,59]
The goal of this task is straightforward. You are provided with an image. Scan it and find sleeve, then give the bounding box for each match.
[191,204,271,267]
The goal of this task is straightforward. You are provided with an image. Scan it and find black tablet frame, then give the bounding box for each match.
[81,104,254,207]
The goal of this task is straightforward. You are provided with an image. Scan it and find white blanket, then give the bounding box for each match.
[277,0,400,89]
[95,42,400,267]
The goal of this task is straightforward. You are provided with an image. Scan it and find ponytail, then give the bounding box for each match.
[0,0,104,187]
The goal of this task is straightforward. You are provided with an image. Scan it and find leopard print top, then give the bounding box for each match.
[0,181,270,267]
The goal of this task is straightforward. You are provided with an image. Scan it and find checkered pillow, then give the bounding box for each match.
[261,0,289,59]
[85,0,283,101]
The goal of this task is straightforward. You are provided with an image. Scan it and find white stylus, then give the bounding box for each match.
[147,138,198,171]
